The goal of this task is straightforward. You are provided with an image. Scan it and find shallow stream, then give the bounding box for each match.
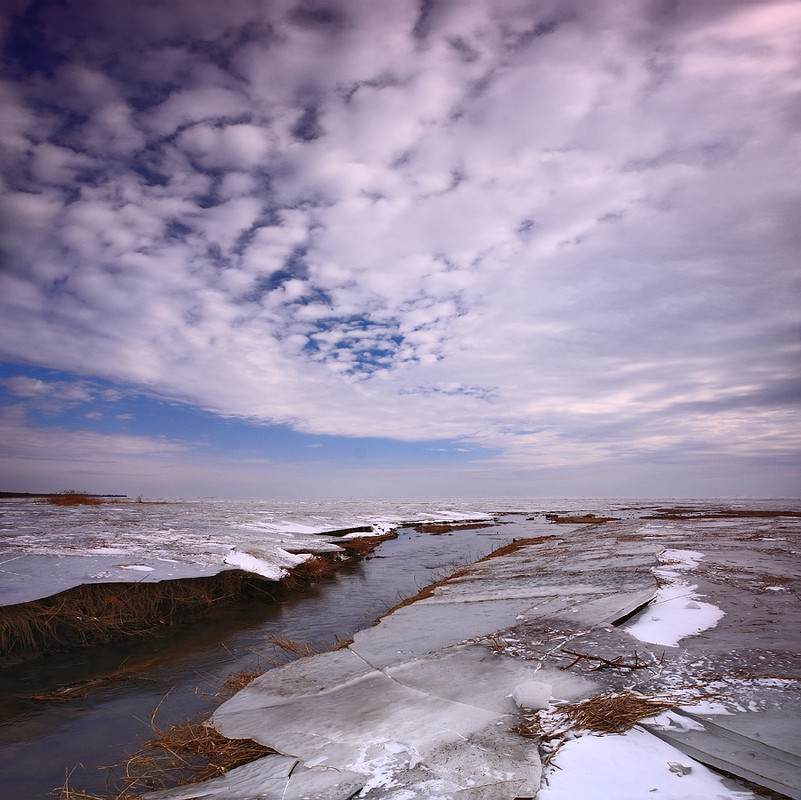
[0,518,535,799]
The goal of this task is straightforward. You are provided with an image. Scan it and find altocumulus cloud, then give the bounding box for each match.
[0,0,799,497]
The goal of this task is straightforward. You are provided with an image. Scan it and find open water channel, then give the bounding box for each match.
[0,518,533,799]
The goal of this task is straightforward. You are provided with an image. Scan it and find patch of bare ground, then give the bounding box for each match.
[643,508,801,520]
[48,490,104,507]
[414,522,493,534]
[545,513,618,524]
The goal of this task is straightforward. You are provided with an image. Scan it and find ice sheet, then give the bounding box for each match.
[192,645,546,799]
[0,497,500,605]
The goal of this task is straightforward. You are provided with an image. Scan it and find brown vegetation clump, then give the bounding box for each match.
[116,714,276,795]
[558,691,678,733]
[336,533,395,558]
[517,691,681,743]
[54,690,276,800]
[48,491,103,507]
[644,508,801,520]
[0,571,276,664]
[545,513,618,524]
[2,534,392,664]
[414,522,493,534]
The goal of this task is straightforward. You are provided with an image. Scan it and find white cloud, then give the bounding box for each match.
[177,122,274,171]
[0,0,799,495]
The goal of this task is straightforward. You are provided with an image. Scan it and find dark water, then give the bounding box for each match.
[0,521,524,799]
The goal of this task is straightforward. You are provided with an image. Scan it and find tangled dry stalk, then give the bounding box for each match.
[116,710,276,795]
[515,690,695,770]
[555,691,680,734]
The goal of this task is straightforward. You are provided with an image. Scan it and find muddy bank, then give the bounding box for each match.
[0,537,389,665]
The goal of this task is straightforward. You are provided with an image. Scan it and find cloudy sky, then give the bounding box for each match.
[0,0,799,499]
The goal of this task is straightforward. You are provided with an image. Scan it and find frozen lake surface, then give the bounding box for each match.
[1,497,799,798]
[0,497,509,605]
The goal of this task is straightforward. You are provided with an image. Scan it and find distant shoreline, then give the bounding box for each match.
[0,492,127,499]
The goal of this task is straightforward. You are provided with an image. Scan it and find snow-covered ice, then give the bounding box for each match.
[0,497,499,605]
[622,548,726,647]
[151,503,800,799]
[536,727,755,800]
[3,498,799,798]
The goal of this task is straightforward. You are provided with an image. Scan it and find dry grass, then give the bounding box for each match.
[267,632,321,661]
[335,533,395,558]
[514,690,690,771]
[53,665,274,800]
[414,522,492,534]
[0,571,275,664]
[54,716,275,800]
[2,534,391,664]
[51,639,329,799]
[545,513,618,524]
[48,491,103,506]
[554,691,679,734]
[644,508,801,520]
[116,713,275,795]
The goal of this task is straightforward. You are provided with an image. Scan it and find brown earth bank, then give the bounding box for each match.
[643,508,801,520]
[0,535,391,665]
[413,521,493,533]
[545,512,619,523]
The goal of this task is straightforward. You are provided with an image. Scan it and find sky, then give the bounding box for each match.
[0,0,799,499]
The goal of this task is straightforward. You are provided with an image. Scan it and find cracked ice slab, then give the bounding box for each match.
[157,538,650,800]
[202,644,547,799]
[154,535,663,800]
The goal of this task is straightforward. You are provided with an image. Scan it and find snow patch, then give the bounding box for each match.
[223,550,285,581]
[537,726,758,799]
[623,548,724,647]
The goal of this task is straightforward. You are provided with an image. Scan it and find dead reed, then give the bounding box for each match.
[52,662,273,800]
[558,691,678,733]
[267,633,324,661]
[414,522,492,534]
[545,513,618,524]
[516,690,682,743]
[2,535,391,664]
[48,491,103,506]
[116,712,276,795]
[336,533,396,557]
[53,709,276,799]
[0,571,276,664]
